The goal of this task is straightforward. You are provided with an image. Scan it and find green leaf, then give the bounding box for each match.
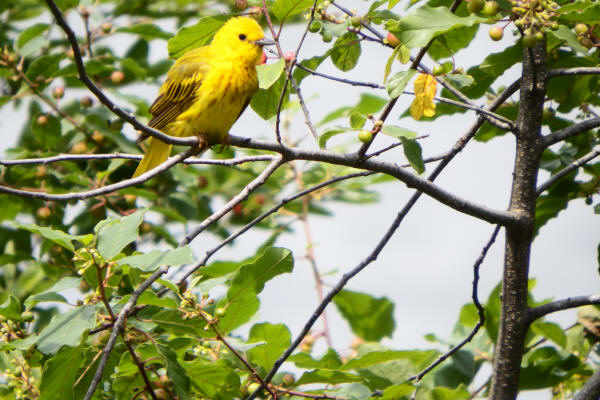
[531,321,567,349]
[380,383,415,400]
[228,247,294,297]
[318,126,351,149]
[273,0,314,21]
[37,305,97,355]
[296,369,363,385]
[257,58,285,89]
[219,247,294,333]
[326,383,372,400]
[387,69,417,99]
[430,385,471,400]
[401,137,425,174]
[557,3,600,24]
[167,15,229,59]
[25,54,64,82]
[0,295,22,321]
[519,347,581,389]
[427,25,478,61]
[444,73,474,89]
[96,209,146,259]
[184,363,240,399]
[349,111,367,129]
[342,350,438,371]
[333,290,395,341]
[388,6,485,48]
[24,277,80,309]
[248,323,291,371]
[118,246,192,272]
[158,344,191,400]
[14,222,92,252]
[250,73,288,120]
[39,346,85,400]
[381,125,417,139]
[289,349,343,369]
[464,44,522,99]
[116,24,173,40]
[330,32,361,72]
[16,23,49,57]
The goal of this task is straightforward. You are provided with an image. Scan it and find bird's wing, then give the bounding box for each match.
[148,48,210,131]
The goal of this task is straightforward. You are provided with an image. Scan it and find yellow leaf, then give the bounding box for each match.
[410,74,437,120]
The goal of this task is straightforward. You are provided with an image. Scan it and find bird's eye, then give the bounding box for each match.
[238,34,247,41]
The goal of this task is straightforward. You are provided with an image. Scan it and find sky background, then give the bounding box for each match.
[1,1,598,398]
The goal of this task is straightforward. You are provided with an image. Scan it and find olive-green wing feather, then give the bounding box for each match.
[148,48,210,131]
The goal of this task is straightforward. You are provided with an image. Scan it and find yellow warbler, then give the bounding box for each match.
[133,17,274,177]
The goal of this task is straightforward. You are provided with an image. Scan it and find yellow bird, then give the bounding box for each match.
[133,17,273,177]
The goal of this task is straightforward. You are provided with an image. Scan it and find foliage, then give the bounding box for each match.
[0,0,599,399]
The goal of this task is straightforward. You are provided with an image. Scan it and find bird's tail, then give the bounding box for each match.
[133,137,172,178]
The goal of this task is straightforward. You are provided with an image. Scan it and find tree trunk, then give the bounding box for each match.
[489,42,547,399]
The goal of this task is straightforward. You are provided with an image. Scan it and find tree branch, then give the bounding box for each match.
[543,117,600,147]
[181,156,285,245]
[409,225,500,382]
[536,146,600,195]
[229,135,519,227]
[83,265,169,400]
[0,148,196,201]
[573,367,600,400]
[547,67,600,78]
[527,295,600,322]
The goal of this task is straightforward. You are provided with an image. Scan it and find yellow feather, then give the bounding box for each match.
[133,17,268,177]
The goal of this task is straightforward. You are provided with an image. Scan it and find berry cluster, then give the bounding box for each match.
[511,0,559,47]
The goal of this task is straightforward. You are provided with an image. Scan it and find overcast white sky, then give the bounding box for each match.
[1,2,598,398]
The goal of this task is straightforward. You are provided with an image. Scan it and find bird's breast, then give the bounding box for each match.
[171,62,258,144]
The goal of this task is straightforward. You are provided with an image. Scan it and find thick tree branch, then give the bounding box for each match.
[543,117,600,147]
[536,146,600,195]
[527,295,600,322]
[229,135,519,227]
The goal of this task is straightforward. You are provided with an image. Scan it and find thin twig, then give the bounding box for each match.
[409,225,500,382]
[173,171,373,286]
[83,265,169,400]
[536,146,600,195]
[0,153,276,167]
[181,156,285,245]
[0,148,196,201]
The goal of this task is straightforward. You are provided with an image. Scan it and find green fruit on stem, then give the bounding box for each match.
[482,1,499,16]
[522,33,538,48]
[350,16,361,28]
[432,64,444,76]
[309,20,321,33]
[574,23,588,35]
[489,27,503,41]
[358,130,373,143]
[467,0,484,14]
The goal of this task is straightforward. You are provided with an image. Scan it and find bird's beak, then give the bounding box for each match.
[252,38,276,47]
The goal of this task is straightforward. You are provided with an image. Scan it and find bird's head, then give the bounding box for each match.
[211,17,275,65]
